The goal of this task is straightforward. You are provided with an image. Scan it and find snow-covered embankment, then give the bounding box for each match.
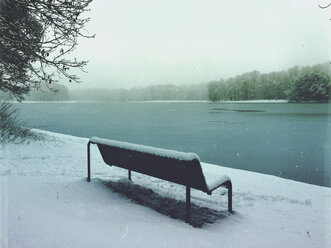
[0,130,330,248]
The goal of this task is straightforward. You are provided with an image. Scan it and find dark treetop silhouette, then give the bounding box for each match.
[0,0,94,101]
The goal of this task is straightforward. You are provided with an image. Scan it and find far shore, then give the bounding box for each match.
[14,99,291,104]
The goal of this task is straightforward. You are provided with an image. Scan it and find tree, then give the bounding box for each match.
[0,100,39,143]
[288,71,330,102]
[208,81,221,102]
[0,0,94,101]
[25,82,70,101]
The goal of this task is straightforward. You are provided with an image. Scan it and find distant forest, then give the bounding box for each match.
[2,62,328,102]
[207,63,330,102]
[70,83,208,101]
[0,83,70,101]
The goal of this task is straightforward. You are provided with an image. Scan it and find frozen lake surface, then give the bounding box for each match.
[15,101,331,187]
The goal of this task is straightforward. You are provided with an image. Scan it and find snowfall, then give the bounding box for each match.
[0,130,330,248]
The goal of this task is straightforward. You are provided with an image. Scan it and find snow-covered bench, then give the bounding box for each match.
[87,137,232,223]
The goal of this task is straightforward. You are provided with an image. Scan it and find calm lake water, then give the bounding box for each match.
[15,101,331,187]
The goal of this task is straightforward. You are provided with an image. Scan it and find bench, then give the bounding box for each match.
[87,137,233,223]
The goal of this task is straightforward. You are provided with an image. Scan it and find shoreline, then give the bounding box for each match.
[32,129,331,189]
[14,99,290,104]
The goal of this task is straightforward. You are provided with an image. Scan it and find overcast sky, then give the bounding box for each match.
[69,0,331,89]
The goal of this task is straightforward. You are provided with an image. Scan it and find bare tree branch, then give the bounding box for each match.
[0,0,94,101]
[318,2,331,9]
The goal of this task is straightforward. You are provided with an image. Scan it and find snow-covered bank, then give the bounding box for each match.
[214,99,289,103]
[132,99,288,103]
[16,101,94,104]
[16,99,288,104]
[1,130,330,248]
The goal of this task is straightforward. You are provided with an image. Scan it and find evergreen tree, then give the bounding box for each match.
[288,72,330,102]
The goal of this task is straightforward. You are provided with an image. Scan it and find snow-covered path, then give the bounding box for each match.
[1,130,330,248]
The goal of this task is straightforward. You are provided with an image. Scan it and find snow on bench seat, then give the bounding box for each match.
[203,171,231,192]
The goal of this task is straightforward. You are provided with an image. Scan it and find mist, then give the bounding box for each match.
[64,0,331,90]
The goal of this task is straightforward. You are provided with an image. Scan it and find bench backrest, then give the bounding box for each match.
[90,137,209,192]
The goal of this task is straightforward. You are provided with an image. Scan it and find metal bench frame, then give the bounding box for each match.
[87,140,232,223]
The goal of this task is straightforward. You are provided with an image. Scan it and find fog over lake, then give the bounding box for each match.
[68,0,331,90]
[15,101,331,187]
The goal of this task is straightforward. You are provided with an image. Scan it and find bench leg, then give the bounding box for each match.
[128,169,132,181]
[87,141,91,182]
[186,186,191,223]
[225,181,232,213]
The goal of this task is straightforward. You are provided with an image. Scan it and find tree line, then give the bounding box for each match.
[2,62,329,102]
[69,83,207,101]
[1,82,207,101]
[207,63,330,102]
[0,83,70,101]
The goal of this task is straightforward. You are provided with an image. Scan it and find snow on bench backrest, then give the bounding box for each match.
[90,137,209,192]
[90,137,200,161]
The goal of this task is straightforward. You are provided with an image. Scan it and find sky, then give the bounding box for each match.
[68,0,331,89]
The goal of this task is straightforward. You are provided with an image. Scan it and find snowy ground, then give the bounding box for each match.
[0,130,330,248]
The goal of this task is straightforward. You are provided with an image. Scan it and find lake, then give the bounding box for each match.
[14,101,331,187]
